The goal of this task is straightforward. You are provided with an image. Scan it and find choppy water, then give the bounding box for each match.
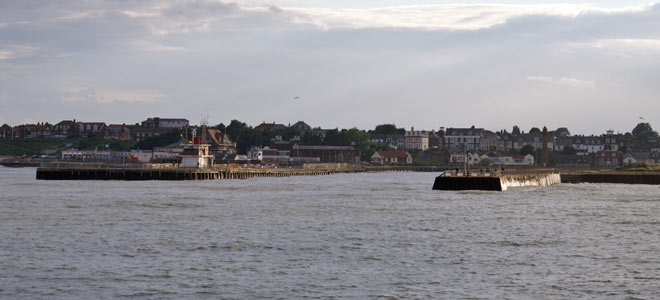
[1,166,660,299]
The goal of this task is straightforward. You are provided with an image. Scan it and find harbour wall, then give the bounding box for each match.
[560,173,660,185]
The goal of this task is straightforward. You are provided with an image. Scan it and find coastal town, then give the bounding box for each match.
[1,117,659,169]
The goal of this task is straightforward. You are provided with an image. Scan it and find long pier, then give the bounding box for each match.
[35,165,443,181]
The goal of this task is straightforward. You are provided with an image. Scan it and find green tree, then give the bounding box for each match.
[374,124,404,135]
[632,122,658,139]
[555,127,570,136]
[561,145,577,155]
[301,131,323,145]
[512,125,521,135]
[520,144,535,156]
[213,123,226,132]
[479,158,493,167]
[529,127,541,134]
[344,128,371,160]
[133,129,182,150]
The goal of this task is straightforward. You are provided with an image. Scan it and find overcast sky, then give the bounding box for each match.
[1,1,659,135]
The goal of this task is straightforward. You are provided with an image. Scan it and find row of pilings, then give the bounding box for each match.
[36,167,372,181]
[36,165,445,181]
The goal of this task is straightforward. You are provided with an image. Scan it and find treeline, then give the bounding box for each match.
[218,120,371,159]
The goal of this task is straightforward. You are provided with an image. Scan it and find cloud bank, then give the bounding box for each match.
[1,1,660,134]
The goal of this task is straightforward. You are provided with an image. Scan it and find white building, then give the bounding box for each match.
[181,144,214,168]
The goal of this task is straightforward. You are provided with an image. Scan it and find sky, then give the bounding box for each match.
[1,1,659,135]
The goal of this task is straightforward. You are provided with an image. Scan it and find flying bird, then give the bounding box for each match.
[640,116,645,120]
[294,96,300,100]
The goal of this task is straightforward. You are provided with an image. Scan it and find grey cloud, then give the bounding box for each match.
[1,1,660,134]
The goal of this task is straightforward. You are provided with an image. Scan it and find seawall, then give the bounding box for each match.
[561,172,660,185]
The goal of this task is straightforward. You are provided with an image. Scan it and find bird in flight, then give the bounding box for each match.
[294,96,300,100]
[640,116,645,120]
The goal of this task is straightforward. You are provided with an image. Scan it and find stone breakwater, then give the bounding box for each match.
[433,171,561,191]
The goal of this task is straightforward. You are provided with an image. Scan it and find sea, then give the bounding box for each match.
[1,166,659,299]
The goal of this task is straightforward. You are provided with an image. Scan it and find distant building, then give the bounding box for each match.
[77,122,106,138]
[444,127,483,151]
[200,127,236,156]
[248,146,290,164]
[370,150,412,165]
[255,122,286,132]
[54,120,77,137]
[131,126,174,141]
[141,117,189,129]
[291,121,312,132]
[102,124,132,141]
[404,127,429,150]
[290,145,359,163]
[596,150,621,168]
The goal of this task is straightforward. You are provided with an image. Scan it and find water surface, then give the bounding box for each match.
[1,166,659,299]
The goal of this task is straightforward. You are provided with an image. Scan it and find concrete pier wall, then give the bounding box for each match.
[500,173,561,191]
[433,172,561,191]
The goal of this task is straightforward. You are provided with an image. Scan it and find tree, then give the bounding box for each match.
[134,129,181,150]
[512,125,521,135]
[519,144,535,156]
[374,124,403,135]
[225,120,257,154]
[632,122,658,139]
[555,127,570,136]
[213,123,226,132]
[561,145,577,155]
[344,128,371,160]
[529,127,541,134]
[479,158,493,167]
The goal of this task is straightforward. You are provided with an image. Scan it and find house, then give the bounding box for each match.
[514,133,543,151]
[603,130,622,151]
[556,154,590,167]
[77,122,106,138]
[623,152,654,165]
[500,154,534,166]
[479,132,499,152]
[102,124,132,140]
[247,146,290,164]
[428,131,443,149]
[291,121,312,132]
[449,147,480,165]
[290,144,360,163]
[595,150,621,168]
[131,126,174,141]
[54,120,77,137]
[255,122,286,132]
[141,117,189,129]
[499,132,515,152]
[0,124,12,139]
[369,133,405,149]
[200,127,236,156]
[444,127,483,151]
[404,127,429,150]
[370,150,412,165]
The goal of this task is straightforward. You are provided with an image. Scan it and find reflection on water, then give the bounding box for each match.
[1,166,659,299]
